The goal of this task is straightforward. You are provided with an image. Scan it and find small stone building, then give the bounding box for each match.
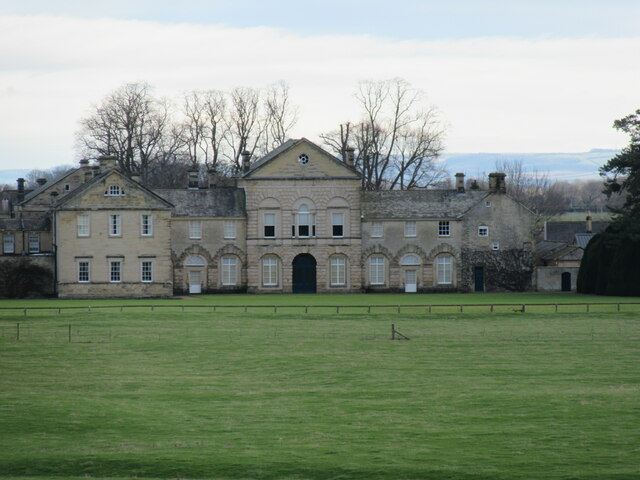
[0,138,536,297]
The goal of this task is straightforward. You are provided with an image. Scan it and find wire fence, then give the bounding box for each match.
[1,302,640,317]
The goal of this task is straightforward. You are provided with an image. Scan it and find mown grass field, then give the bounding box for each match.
[1,294,639,480]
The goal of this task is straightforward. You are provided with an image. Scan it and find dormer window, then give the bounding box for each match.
[106,185,124,196]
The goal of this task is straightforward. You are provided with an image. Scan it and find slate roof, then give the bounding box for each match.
[574,233,596,249]
[155,188,246,218]
[545,221,609,242]
[361,190,489,219]
[535,241,583,263]
[22,168,75,203]
[0,215,50,231]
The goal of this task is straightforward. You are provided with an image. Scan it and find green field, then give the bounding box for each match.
[1,295,639,480]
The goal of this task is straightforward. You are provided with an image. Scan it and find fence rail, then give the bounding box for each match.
[1,302,640,316]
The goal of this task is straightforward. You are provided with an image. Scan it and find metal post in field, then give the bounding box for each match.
[16,323,19,341]
[68,324,71,343]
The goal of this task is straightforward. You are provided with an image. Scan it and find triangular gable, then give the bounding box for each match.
[243,138,360,179]
[56,169,173,210]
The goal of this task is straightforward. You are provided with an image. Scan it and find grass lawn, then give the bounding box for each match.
[1,306,639,480]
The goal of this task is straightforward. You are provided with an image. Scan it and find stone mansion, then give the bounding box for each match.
[0,138,535,297]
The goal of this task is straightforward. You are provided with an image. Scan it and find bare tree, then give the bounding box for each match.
[264,81,298,151]
[494,159,565,218]
[77,82,174,182]
[25,166,74,188]
[321,78,446,190]
[224,87,264,172]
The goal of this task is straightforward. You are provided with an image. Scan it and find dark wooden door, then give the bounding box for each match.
[292,254,317,293]
[474,266,485,292]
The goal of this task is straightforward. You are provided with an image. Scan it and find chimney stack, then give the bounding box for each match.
[242,151,252,173]
[488,172,506,194]
[455,173,465,193]
[98,155,118,171]
[344,147,355,167]
[586,211,593,234]
[187,168,199,189]
[17,178,25,202]
[208,168,217,188]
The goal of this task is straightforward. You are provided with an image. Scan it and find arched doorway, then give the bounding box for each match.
[292,254,317,293]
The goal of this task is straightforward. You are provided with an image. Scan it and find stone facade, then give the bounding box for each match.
[0,138,536,297]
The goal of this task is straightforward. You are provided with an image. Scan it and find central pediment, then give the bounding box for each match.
[243,138,360,180]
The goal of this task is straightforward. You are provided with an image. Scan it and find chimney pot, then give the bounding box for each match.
[98,155,118,171]
[488,172,506,194]
[241,151,252,173]
[344,147,355,166]
[455,172,465,193]
[187,168,199,189]
[586,211,593,234]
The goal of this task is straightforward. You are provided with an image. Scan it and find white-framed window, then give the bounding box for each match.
[109,215,121,236]
[401,254,421,266]
[28,233,40,253]
[110,261,121,282]
[3,234,15,254]
[262,256,278,286]
[371,222,383,238]
[141,215,153,236]
[437,256,452,284]
[189,220,202,239]
[221,256,238,286]
[263,213,275,238]
[106,185,123,196]
[223,220,236,239]
[369,256,385,285]
[330,256,346,286]
[292,204,315,238]
[141,261,153,282]
[64,184,70,191]
[485,201,492,207]
[78,261,90,283]
[478,226,489,237]
[438,221,450,237]
[405,221,417,237]
[492,241,500,251]
[77,214,90,237]
[332,212,344,238]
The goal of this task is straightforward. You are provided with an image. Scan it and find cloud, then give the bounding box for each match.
[0,14,638,169]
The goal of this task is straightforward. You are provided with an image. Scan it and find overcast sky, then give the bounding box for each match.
[0,0,639,170]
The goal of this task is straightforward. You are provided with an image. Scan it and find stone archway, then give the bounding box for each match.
[292,253,317,293]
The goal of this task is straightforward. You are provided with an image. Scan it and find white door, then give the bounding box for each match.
[405,270,417,293]
[188,271,202,294]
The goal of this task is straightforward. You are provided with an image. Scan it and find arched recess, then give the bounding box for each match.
[361,244,395,267]
[395,244,429,265]
[177,245,214,267]
[427,243,460,262]
[212,244,247,267]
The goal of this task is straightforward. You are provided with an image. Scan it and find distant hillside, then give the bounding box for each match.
[440,149,618,182]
